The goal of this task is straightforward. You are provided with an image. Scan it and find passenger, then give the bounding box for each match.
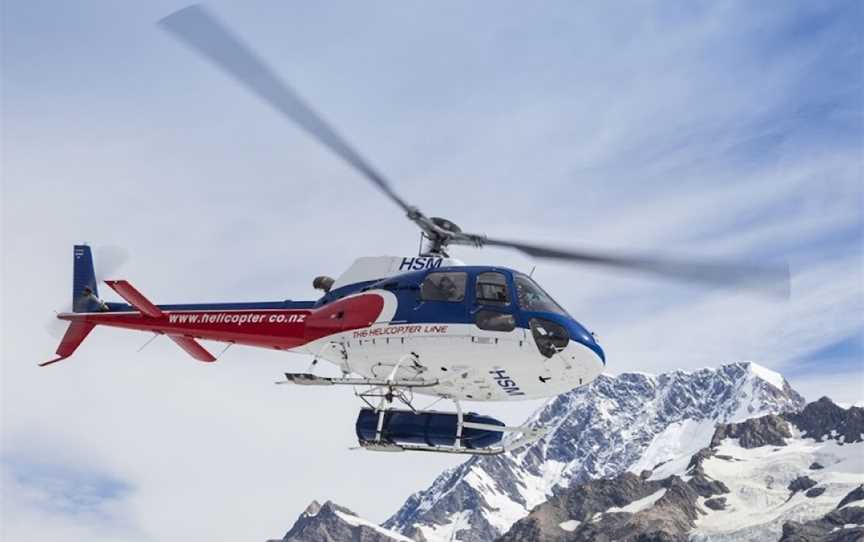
[437,275,457,300]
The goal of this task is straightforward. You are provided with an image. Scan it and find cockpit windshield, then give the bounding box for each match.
[514,273,569,316]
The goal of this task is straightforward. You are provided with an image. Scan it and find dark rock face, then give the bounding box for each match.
[497,475,701,542]
[545,472,663,526]
[272,500,407,542]
[784,397,864,444]
[385,363,804,541]
[709,413,792,448]
[805,487,826,498]
[685,448,731,498]
[789,476,818,494]
[780,506,864,541]
[703,497,727,510]
[496,450,732,542]
[564,481,699,542]
[838,485,864,509]
[688,469,730,498]
[810,462,825,470]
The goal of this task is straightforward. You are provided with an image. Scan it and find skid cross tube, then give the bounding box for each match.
[276,373,438,387]
[454,399,464,448]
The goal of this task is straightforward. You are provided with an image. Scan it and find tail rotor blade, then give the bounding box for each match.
[45,311,71,339]
[94,245,129,281]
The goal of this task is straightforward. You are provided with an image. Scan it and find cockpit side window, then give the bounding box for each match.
[514,274,569,316]
[421,272,467,302]
[475,272,510,305]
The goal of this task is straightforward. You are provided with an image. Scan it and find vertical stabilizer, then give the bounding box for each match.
[73,245,102,313]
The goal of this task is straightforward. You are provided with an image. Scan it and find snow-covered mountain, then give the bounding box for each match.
[267,500,411,542]
[383,362,806,542]
[496,397,864,541]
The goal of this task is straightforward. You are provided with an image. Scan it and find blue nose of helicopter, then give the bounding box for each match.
[528,313,605,365]
[567,320,605,365]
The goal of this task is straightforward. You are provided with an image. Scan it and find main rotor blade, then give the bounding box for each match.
[483,237,791,299]
[159,5,414,215]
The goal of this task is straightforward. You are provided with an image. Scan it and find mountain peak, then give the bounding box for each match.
[302,500,322,518]
[740,361,787,390]
[274,500,411,542]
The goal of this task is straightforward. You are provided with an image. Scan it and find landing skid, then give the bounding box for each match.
[276,373,438,388]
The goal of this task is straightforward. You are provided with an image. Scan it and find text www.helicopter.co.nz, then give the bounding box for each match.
[167,312,307,325]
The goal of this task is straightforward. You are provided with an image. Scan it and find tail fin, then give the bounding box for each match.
[41,245,102,366]
[73,245,102,313]
[40,320,96,366]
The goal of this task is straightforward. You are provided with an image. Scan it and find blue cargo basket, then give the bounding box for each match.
[355,408,505,449]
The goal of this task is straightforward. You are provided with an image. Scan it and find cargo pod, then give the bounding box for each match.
[356,408,505,449]
[354,402,548,456]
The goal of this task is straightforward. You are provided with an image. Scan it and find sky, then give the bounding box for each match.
[1,1,862,540]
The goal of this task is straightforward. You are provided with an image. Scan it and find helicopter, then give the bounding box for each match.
[42,5,790,456]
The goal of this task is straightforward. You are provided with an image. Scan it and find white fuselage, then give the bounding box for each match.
[294,290,605,401]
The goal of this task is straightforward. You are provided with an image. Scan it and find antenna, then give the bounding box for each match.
[529,266,536,278]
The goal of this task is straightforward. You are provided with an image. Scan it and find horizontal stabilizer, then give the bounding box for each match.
[168,335,216,362]
[104,280,163,318]
[40,320,96,367]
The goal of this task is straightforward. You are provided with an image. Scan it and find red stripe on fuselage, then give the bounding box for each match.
[60,293,386,351]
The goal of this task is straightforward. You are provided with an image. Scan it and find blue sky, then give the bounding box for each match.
[2,1,862,540]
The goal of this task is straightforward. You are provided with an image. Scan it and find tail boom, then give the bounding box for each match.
[44,270,387,364]
[65,308,313,351]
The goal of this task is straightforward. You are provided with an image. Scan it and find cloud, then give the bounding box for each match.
[3,454,131,515]
[1,455,143,541]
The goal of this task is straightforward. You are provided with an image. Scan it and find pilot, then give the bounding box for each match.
[516,282,530,307]
[436,275,458,300]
